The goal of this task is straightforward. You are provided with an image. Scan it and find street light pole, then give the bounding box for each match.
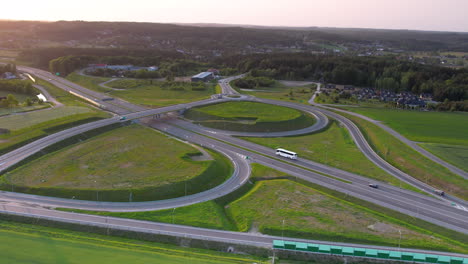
[398,229,402,250]
[172,208,176,224]
[281,219,285,240]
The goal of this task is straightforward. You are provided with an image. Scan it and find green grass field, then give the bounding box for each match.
[0,106,93,130]
[66,73,111,93]
[420,143,468,172]
[336,107,468,145]
[232,81,316,103]
[65,164,468,253]
[227,179,465,252]
[4,124,231,201]
[338,112,467,199]
[0,78,110,155]
[242,120,401,185]
[185,101,316,132]
[0,221,263,264]
[67,74,215,107]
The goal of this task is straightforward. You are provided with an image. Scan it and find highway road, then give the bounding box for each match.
[1,204,467,258]
[18,66,147,114]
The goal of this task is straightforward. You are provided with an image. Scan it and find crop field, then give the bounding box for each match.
[337,107,468,146]
[339,112,468,199]
[185,101,316,132]
[67,164,467,252]
[0,221,262,264]
[420,143,468,172]
[243,121,399,185]
[4,124,231,201]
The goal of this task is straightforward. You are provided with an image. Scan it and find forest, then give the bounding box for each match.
[220,53,468,102]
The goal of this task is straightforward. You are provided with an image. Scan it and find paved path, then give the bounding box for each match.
[32,84,64,107]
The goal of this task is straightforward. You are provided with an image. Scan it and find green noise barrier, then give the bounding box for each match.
[273,240,467,264]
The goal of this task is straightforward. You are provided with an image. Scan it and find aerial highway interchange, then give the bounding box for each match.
[0,65,466,257]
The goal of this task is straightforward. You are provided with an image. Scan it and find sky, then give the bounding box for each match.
[1,0,468,32]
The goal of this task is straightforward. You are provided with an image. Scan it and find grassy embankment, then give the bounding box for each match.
[231,80,316,103]
[0,79,110,155]
[2,124,232,201]
[185,101,316,132]
[0,220,264,264]
[67,73,215,107]
[336,111,467,199]
[64,164,468,253]
[333,107,468,172]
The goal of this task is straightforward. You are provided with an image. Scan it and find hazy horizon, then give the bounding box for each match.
[2,0,468,32]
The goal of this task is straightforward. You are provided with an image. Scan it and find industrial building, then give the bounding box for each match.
[191,72,214,82]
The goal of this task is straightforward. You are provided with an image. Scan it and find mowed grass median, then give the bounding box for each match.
[185,101,316,132]
[65,164,468,253]
[242,120,402,185]
[2,124,232,201]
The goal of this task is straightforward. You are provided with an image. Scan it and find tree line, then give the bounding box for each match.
[218,53,468,102]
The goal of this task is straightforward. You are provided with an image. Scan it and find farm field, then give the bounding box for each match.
[4,124,231,201]
[65,164,468,253]
[185,101,316,132]
[335,107,468,146]
[338,112,468,199]
[0,221,262,264]
[420,143,468,172]
[242,120,399,185]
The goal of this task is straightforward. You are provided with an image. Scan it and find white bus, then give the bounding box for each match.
[276,148,297,160]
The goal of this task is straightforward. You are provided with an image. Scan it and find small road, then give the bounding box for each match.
[32,84,64,107]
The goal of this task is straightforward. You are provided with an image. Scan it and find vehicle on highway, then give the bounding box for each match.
[368,183,379,188]
[119,116,127,120]
[276,148,297,160]
[434,189,445,196]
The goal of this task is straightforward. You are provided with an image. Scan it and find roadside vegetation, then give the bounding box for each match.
[337,112,467,199]
[0,220,264,264]
[185,101,316,132]
[65,164,468,253]
[2,124,232,201]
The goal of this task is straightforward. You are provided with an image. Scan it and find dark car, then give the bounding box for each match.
[368,183,379,188]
